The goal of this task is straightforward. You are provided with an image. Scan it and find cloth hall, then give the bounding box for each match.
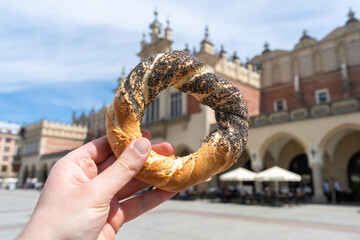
[16,10,360,202]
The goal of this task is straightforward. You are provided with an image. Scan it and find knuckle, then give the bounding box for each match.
[115,156,137,175]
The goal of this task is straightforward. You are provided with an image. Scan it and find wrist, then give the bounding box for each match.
[17,211,60,240]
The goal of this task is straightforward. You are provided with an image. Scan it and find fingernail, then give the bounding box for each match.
[133,138,151,155]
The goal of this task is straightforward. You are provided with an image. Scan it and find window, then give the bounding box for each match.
[171,92,182,118]
[5,138,11,143]
[315,89,330,104]
[273,99,287,112]
[1,165,7,172]
[4,146,10,152]
[3,156,9,161]
[24,140,40,154]
[144,97,160,123]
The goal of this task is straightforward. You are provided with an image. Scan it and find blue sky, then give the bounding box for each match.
[1,0,359,125]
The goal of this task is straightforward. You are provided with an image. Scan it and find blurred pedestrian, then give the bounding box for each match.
[323,179,332,203]
[333,179,342,203]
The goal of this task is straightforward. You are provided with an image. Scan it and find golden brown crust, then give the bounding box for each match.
[106,50,249,191]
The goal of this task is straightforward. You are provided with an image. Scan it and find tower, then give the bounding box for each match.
[137,10,172,60]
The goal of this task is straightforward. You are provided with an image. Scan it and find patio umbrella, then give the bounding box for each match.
[255,166,301,194]
[220,167,257,182]
[255,166,301,182]
[221,167,256,189]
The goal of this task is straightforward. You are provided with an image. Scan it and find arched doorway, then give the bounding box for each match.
[348,151,360,194]
[289,154,313,195]
[30,165,36,179]
[41,164,48,183]
[22,166,29,186]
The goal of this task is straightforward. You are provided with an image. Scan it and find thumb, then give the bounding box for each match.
[90,137,151,201]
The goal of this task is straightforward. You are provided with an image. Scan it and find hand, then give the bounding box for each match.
[18,130,176,240]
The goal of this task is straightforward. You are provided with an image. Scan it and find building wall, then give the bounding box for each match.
[66,10,360,202]
[255,20,360,114]
[17,120,87,185]
[229,79,261,116]
[260,66,360,113]
[0,122,20,177]
[43,137,84,155]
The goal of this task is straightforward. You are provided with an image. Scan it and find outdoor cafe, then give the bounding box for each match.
[174,166,309,206]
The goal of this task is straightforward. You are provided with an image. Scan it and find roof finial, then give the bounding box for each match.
[154,8,158,19]
[149,8,162,43]
[141,30,147,48]
[219,45,226,58]
[348,8,355,19]
[121,66,126,76]
[346,8,358,25]
[205,25,210,41]
[232,51,239,63]
[262,41,270,54]
[166,17,170,28]
[264,41,269,50]
[300,29,310,40]
[184,43,190,52]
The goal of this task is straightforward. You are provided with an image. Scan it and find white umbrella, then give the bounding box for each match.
[255,166,301,195]
[4,178,18,183]
[255,166,301,182]
[220,167,257,182]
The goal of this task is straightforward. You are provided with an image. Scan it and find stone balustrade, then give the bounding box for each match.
[250,98,360,127]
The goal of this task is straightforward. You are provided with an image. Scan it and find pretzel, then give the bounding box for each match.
[106,51,249,191]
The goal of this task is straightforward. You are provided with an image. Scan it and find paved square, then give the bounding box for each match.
[1,189,360,240]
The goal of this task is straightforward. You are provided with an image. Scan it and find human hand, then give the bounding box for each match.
[18,130,176,240]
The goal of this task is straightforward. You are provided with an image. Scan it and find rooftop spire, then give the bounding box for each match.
[141,30,147,48]
[262,41,270,54]
[232,51,240,63]
[165,16,172,40]
[200,25,213,54]
[166,17,171,29]
[184,43,190,52]
[300,29,310,41]
[149,8,162,43]
[219,45,226,57]
[203,25,212,43]
[346,8,358,25]
[154,8,158,19]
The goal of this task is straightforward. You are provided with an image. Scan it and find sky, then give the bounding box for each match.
[1,0,359,125]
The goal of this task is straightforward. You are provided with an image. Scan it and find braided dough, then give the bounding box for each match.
[106,51,249,192]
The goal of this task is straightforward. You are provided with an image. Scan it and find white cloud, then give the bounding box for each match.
[0,0,359,93]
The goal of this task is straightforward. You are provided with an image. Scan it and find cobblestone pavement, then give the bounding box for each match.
[1,189,360,240]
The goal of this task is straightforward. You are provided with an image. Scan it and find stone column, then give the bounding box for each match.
[308,147,326,203]
[251,151,264,193]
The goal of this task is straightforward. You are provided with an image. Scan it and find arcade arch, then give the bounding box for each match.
[258,132,308,163]
[30,165,36,178]
[348,151,360,194]
[22,166,29,186]
[40,163,48,183]
[322,128,360,191]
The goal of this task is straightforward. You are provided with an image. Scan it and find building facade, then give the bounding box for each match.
[16,120,87,185]
[50,9,360,202]
[243,9,360,202]
[0,122,20,177]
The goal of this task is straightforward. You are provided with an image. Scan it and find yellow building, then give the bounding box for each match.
[17,120,87,185]
[49,9,360,202]
[133,10,359,202]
